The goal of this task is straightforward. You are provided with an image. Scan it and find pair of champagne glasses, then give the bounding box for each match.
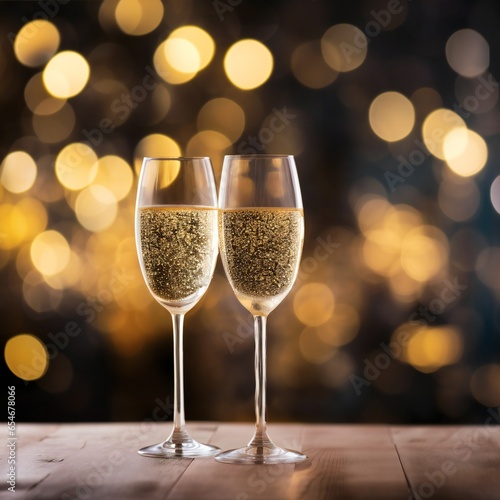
[135,155,305,465]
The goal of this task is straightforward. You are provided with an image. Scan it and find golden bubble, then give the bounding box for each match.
[75,185,118,232]
[369,92,415,142]
[43,51,90,98]
[14,20,60,67]
[321,24,367,72]
[31,230,70,276]
[15,197,48,241]
[224,39,273,90]
[291,40,338,89]
[186,131,231,178]
[1,151,37,193]
[5,334,48,381]
[294,283,335,327]
[115,0,164,36]
[55,143,98,190]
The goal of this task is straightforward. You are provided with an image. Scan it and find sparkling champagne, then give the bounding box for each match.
[219,208,304,315]
[139,206,217,306]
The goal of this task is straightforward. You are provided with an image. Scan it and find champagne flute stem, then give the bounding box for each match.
[172,313,187,438]
[251,314,272,446]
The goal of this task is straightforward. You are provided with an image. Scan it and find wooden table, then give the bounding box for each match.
[5,422,500,499]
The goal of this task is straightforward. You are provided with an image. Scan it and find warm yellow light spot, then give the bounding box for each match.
[153,41,197,85]
[444,129,488,177]
[186,131,231,179]
[31,230,70,276]
[55,143,98,190]
[321,24,367,72]
[169,26,215,70]
[294,283,335,327]
[401,226,448,282]
[14,20,60,67]
[299,327,336,364]
[316,304,359,346]
[446,29,489,78]
[197,98,245,142]
[369,92,415,142]
[24,72,66,115]
[1,151,37,193]
[388,271,421,301]
[224,39,273,90]
[0,204,28,249]
[115,0,163,36]
[32,103,75,143]
[422,108,466,160]
[470,364,500,407]
[43,51,90,98]
[356,196,392,235]
[291,40,338,89]
[164,38,201,73]
[15,198,48,241]
[75,185,118,232]
[134,134,181,175]
[405,326,463,373]
[93,155,133,201]
[362,229,401,275]
[4,334,48,381]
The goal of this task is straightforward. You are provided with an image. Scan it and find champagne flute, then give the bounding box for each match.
[135,157,220,458]
[216,154,306,464]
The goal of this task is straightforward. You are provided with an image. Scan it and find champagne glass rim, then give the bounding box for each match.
[224,154,294,159]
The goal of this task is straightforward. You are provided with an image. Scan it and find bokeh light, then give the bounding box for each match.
[32,103,75,143]
[291,41,338,89]
[93,155,133,201]
[321,24,367,72]
[422,108,466,160]
[443,129,488,177]
[475,247,500,293]
[224,39,273,90]
[197,98,245,143]
[25,72,66,116]
[43,51,90,98]
[164,38,201,74]
[445,29,489,78]
[30,230,70,276]
[490,176,500,215]
[470,364,500,407]
[294,283,335,327]
[14,20,60,67]
[4,334,48,381]
[55,143,98,190]
[75,185,118,232]
[369,91,415,142]
[169,26,215,70]
[115,0,164,36]
[1,152,37,193]
[134,134,181,174]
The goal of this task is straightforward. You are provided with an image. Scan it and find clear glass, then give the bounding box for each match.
[216,154,307,464]
[135,157,220,458]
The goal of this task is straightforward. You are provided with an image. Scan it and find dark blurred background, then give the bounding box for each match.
[1,0,500,426]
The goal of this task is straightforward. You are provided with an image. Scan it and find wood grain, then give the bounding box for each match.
[3,423,499,500]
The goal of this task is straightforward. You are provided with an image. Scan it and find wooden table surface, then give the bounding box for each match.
[4,422,500,499]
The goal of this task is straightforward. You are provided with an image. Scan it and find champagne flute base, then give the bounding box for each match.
[215,443,306,465]
[139,431,220,459]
